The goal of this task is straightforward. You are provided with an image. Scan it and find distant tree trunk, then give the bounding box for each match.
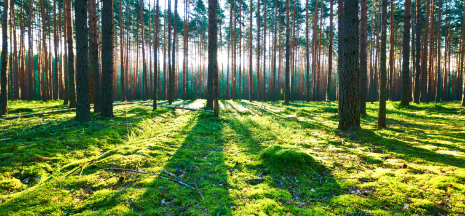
[75,0,91,122]
[388,0,394,101]
[339,0,360,130]
[435,0,442,103]
[171,0,177,104]
[420,0,430,102]
[66,0,76,107]
[360,0,367,113]
[167,0,172,104]
[337,0,343,105]
[401,0,411,105]
[183,0,189,100]
[208,0,219,116]
[378,0,387,128]
[27,0,33,100]
[248,0,253,102]
[0,0,9,116]
[327,0,333,103]
[305,0,309,102]
[119,0,125,101]
[101,0,114,117]
[63,0,68,104]
[89,0,100,112]
[53,0,58,100]
[284,0,290,104]
[153,0,159,110]
[256,0,261,101]
[413,0,421,103]
[140,0,147,101]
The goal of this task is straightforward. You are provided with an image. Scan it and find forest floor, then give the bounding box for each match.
[0,99,464,215]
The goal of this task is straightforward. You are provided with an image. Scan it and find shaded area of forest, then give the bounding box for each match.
[0,100,464,215]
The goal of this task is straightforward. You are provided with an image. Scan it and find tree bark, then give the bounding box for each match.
[284,0,290,104]
[339,0,360,130]
[101,0,114,117]
[378,0,387,128]
[360,0,368,113]
[0,0,9,116]
[75,0,91,122]
[89,0,100,112]
[401,0,411,105]
[413,0,421,103]
[66,0,76,107]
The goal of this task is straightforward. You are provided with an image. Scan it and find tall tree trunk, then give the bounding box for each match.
[420,0,430,102]
[101,0,114,117]
[435,0,442,103]
[53,0,58,100]
[360,0,368,113]
[413,0,421,103]
[27,0,33,100]
[378,0,387,127]
[339,0,360,130]
[119,0,125,101]
[0,0,9,115]
[401,0,411,105]
[89,0,100,112]
[248,0,253,102]
[256,0,261,101]
[284,0,290,104]
[140,0,147,101]
[326,0,333,103]
[171,0,177,103]
[75,0,91,121]
[388,0,394,101]
[63,0,68,104]
[66,0,76,107]
[153,0,159,109]
[337,0,343,104]
[208,0,219,115]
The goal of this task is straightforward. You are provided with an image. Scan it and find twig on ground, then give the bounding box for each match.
[101,168,196,190]
[253,103,265,117]
[194,182,205,200]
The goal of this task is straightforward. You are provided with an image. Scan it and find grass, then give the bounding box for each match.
[0,99,464,215]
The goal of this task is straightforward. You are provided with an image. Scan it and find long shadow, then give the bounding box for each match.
[129,112,231,215]
[226,116,344,214]
[0,105,182,215]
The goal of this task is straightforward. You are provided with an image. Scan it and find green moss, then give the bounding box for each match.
[0,100,464,215]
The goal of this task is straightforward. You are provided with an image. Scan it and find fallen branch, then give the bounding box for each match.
[253,103,265,117]
[101,168,196,190]
[194,182,205,200]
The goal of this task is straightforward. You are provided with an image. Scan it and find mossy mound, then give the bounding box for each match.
[259,145,325,174]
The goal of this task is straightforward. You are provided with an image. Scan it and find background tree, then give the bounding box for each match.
[378,0,387,128]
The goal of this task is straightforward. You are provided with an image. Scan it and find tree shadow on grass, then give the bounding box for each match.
[225,116,346,215]
[0,106,181,215]
[131,112,231,215]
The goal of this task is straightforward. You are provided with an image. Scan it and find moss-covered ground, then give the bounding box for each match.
[0,100,464,215]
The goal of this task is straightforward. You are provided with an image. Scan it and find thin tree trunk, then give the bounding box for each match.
[327,0,333,103]
[66,0,76,107]
[401,0,411,105]
[378,0,387,127]
[413,0,421,103]
[435,0,442,103]
[0,0,9,115]
[360,0,368,113]
[89,0,100,112]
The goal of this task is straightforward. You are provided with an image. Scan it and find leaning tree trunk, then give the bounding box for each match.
[339,0,361,130]
[101,0,114,117]
[378,0,388,128]
[0,0,9,116]
[75,0,91,122]
[400,0,411,105]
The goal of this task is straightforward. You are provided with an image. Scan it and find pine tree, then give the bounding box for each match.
[401,0,411,105]
[75,0,91,122]
[0,0,9,116]
[101,0,114,117]
[378,0,387,128]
